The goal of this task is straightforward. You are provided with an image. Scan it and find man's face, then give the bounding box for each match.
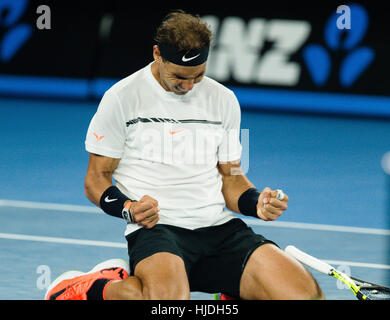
[153,46,206,95]
[159,61,206,95]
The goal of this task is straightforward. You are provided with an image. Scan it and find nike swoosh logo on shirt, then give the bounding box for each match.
[182,53,200,62]
[169,129,186,135]
[105,196,118,203]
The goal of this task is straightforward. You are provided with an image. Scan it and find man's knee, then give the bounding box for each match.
[106,275,190,300]
[305,277,325,300]
[240,244,325,300]
[291,271,324,300]
[135,252,191,300]
[143,280,190,300]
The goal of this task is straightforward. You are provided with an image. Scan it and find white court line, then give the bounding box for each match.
[0,199,101,214]
[0,232,389,270]
[240,218,390,236]
[1,199,390,236]
[0,232,126,248]
[323,260,390,270]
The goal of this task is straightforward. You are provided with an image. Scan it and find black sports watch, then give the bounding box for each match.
[121,201,136,223]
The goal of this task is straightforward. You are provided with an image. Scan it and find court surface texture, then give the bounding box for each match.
[1,97,389,300]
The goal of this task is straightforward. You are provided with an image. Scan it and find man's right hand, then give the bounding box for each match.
[126,195,160,229]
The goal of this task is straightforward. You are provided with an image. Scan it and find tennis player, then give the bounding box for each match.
[46,11,324,300]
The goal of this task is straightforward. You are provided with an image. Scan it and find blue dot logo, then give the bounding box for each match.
[0,0,33,63]
[302,3,375,88]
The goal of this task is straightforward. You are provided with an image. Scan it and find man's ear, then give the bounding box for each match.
[153,45,163,63]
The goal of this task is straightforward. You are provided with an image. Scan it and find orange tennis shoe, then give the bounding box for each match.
[220,293,237,300]
[45,259,129,300]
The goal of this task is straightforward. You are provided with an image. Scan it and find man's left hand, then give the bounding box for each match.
[256,187,288,221]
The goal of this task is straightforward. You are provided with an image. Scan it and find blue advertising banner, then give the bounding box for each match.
[0,0,388,117]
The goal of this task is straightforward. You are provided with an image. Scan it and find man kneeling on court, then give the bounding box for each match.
[45,11,324,300]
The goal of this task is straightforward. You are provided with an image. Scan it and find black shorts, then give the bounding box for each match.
[125,218,277,298]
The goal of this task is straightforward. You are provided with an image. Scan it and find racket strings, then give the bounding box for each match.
[359,286,390,300]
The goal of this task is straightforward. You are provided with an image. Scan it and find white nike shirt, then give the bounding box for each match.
[85,62,242,235]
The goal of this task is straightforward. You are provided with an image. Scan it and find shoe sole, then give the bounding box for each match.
[44,259,130,300]
[90,258,129,274]
[44,270,83,300]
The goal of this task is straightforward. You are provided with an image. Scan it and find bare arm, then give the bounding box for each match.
[84,153,120,207]
[218,161,288,221]
[84,153,159,228]
[217,160,255,214]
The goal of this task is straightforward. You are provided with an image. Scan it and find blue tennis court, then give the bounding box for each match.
[1,97,389,300]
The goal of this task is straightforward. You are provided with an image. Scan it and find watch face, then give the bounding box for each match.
[122,208,132,223]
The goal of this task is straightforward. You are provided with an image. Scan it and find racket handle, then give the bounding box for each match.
[285,245,334,275]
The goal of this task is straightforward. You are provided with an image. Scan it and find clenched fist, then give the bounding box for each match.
[256,187,288,221]
[125,195,160,229]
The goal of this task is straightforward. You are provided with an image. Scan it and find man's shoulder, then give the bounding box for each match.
[201,76,237,102]
[104,64,149,98]
[202,76,232,93]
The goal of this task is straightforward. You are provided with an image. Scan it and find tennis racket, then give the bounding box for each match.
[285,245,390,300]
